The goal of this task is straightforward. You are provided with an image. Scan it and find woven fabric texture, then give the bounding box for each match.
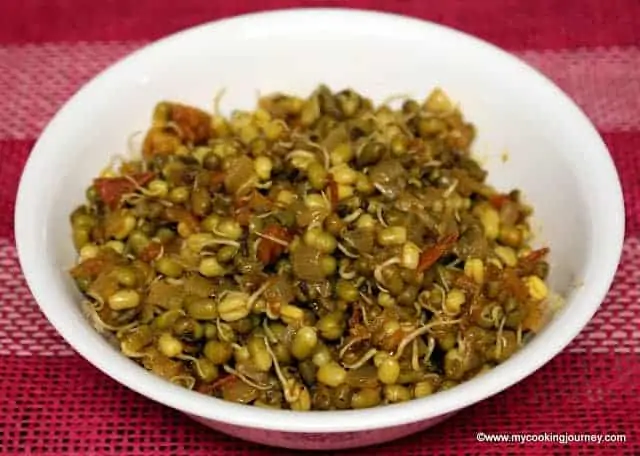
[1,1,639,454]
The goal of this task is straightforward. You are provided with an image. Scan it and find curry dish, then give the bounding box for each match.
[69,85,552,410]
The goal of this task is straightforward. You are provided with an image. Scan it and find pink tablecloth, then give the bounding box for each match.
[1,1,639,454]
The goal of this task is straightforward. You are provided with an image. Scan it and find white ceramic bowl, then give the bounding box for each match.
[15,8,624,450]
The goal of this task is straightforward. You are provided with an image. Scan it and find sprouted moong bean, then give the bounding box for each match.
[69,85,553,410]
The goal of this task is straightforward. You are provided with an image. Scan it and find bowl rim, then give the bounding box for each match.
[14,7,625,433]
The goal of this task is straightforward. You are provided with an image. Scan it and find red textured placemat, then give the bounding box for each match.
[1,1,639,455]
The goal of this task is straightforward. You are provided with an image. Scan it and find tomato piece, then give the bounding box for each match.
[257,224,291,265]
[417,233,458,273]
[256,240,271,264]
[379,327,404,352]
[139,241,163,262]
[170,103,211,144]
[327,177,339,209]
[94,172,155,209]
[488,193,510,209]
[210,171,226,189]
[348,305,362,328]
[454,273,479,293]
[522,247,550,264]
[235,207,252,227]
[196,374,236,395]
[70,257,107,279]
